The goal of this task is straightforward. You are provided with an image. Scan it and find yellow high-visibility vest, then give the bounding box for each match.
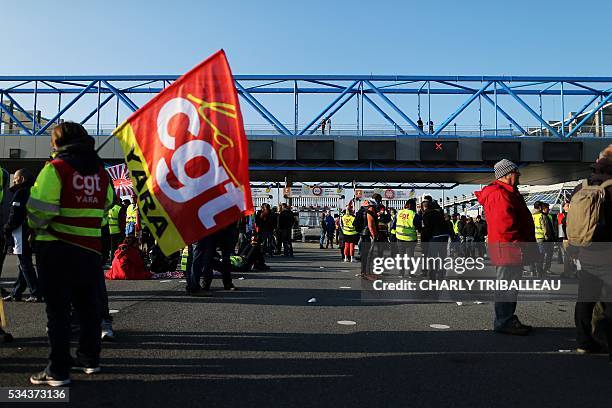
[395,209,417,241]
[452,220,460,234]
[341,214,357,236]
[126,204,138,223]
[108,204,122,234]
[533,212,545,240]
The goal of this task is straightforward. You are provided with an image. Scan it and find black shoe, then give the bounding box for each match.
[224,284,238,291]
[30,370,70,387]
[494,319,530,336]
[3,295,21,302]
[0,288,9,297]
[71,359,101,374]
[0,330,14,343]
[576,343,605,354]
[25,296,44,303]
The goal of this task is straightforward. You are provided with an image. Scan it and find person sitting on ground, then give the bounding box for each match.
[105,237,152,280]
[212,233,269,272]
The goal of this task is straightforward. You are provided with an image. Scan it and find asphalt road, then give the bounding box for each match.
[1,243,611,408]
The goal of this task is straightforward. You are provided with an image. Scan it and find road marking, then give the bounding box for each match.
[159,280,171,283]
[430,324,450,329]
[109,310,119,314]
[337,320,356,325]
[339,286,351,289]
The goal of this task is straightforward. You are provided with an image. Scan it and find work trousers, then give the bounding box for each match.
[36,241,103,377]
[574,269,612,353]
[189,228,234,291]
[11,253,40,299]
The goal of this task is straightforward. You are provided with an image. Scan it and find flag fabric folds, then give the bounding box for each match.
[113,50,254,254]
[106,163,135,199]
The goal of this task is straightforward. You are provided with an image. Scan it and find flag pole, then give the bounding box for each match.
[0,297,7,329]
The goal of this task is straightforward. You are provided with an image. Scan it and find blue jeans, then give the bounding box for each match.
[125,222,136,236]
[493,265,521,330]
[319,229,326,247]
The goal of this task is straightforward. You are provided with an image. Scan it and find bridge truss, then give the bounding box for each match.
[1,75,612,139]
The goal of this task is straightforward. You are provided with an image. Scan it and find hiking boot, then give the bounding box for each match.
[30,370,70,387]
[224,284,238,291]
[494,319,530,336]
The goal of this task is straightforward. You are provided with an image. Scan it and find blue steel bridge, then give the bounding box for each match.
[1,75,611,184]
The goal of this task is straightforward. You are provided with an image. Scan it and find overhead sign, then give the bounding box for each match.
[284,186,343,197]
[355,188,415,200]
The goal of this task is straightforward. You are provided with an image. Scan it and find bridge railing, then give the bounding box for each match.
[0,123,610,138]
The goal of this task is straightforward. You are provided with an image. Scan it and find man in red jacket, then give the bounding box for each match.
[475,159,536,335]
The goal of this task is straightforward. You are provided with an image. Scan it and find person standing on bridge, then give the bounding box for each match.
[27,122,114,386]
[475,159,535,336]
[417,117,424,132]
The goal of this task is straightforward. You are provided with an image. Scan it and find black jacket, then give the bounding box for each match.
[461,221,477,238]
[54,139,104,176]
[421,208,451,242]
[278,209,295,230]
[5,180,33,233]
[474,220,488,241]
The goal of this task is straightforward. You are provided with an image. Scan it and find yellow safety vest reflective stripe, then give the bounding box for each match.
[108,204,122,234]
[452,220,460,235]
[341,214,357,235]
[126,204,138,223]
[395,209,417,241]
[179,247,189,271]
[533,212,545,239]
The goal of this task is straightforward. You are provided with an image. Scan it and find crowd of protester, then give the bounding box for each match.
[1,121,611,386]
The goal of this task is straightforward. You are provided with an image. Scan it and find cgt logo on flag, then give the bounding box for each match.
[113,50,254,254]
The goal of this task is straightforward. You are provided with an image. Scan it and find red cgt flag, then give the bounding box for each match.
[113,50,254,254]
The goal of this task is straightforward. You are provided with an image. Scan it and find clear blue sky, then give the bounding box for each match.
[3,0,611,76]
[3,0,610,196]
